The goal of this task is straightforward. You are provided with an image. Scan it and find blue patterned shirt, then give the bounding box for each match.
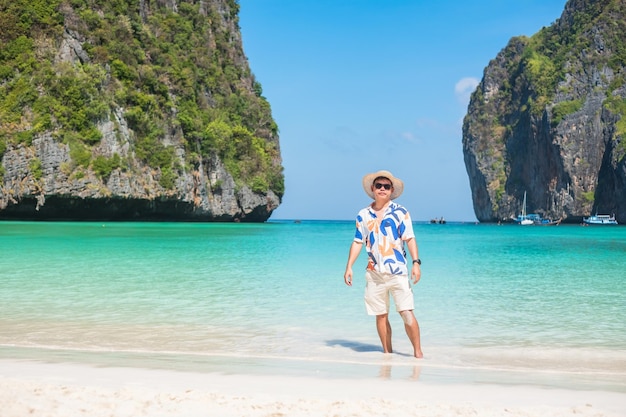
[353,201,415,275]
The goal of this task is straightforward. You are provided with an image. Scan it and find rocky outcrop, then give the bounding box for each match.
[462,0,625,223]
[0,0,282,221]
[1,134,279,221]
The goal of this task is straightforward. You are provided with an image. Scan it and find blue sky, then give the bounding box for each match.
[238,0,568,221]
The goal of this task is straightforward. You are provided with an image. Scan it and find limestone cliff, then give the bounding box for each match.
[463,0,625,223]
[0,0,283,221]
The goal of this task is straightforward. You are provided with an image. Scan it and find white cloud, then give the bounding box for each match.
[399,131,419,144]
[454,77,480,106]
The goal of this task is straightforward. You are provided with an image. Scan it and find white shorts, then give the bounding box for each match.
[364,270,414,316]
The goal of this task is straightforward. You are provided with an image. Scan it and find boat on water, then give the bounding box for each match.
[583,214,618,225]
[515,192,535,225]
[514,192,561,225]
[534,217,562,226]
[515,216,535,225]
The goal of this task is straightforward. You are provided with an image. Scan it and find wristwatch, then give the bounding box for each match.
[412,259,421,265]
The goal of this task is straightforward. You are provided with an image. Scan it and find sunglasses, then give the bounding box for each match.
[374,183,392,190]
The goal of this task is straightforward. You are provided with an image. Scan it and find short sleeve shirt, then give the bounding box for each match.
[353,201,415,275]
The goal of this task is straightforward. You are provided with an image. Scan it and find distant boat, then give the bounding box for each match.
[515,192,534,225]
[514,192,560,225]
[430,217,446,224]
[534,217,562,226]
[583,214,618,225]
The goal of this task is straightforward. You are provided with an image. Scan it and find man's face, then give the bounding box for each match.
[372,178,393,197]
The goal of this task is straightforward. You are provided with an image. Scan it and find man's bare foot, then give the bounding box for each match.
[414,350,423,358]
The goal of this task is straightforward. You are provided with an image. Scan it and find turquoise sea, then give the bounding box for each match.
[1,221,625,392]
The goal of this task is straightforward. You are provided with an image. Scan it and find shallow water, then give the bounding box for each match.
[1,221,625,391]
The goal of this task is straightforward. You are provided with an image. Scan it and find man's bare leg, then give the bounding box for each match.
[400,310,423,358]
[375,314,393,353]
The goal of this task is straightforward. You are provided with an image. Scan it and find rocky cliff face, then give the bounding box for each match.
[462,0,625,223]
[0,0,283,221]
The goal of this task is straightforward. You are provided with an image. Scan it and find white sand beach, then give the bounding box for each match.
[1,360,625,417]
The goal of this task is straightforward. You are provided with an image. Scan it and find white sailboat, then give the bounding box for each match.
[516,192,534,225]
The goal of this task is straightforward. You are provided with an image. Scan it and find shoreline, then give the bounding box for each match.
[2,345,626,393]
[2,359,625,417]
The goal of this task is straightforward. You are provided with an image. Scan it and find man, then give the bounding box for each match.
[343,170,423,358]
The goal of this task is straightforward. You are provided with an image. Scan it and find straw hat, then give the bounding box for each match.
[362,170,404,200]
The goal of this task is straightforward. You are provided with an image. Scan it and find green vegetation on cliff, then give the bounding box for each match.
[480,0,625,125]
[0,0,283,195]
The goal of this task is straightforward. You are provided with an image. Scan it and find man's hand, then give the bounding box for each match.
[411,265,421,284]
[344,268,353,286]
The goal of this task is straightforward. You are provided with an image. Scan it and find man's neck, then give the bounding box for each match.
[371,199,391,212]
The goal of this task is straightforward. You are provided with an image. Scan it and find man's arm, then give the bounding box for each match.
[406,237,421,284]
[344,241,363,286]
